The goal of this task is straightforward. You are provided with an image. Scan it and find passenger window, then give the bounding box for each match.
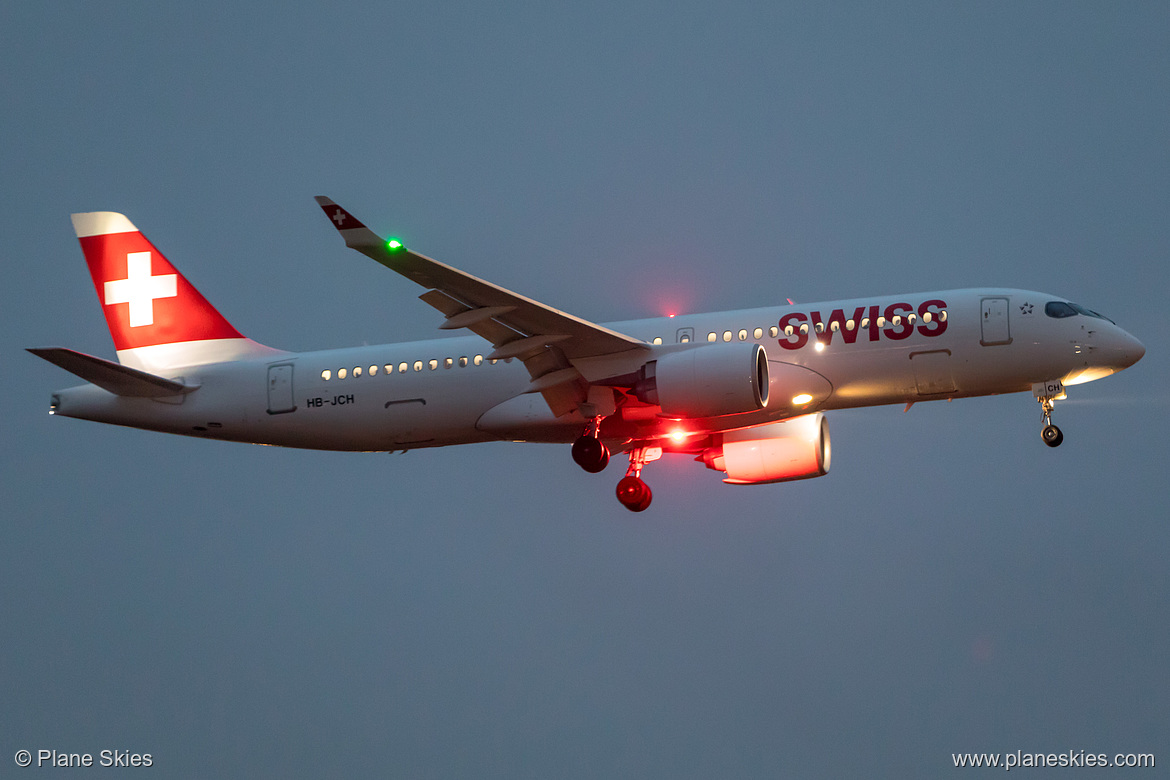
[653,337,662,345]
[353,366,362,377]
[738,329,748,341]
[338,368,347,379]
[429,359,438,370]
[321,369,331,381]
[413,361,422,372]
[708,332,717,342]
[384,364,393,375]
[459,356,468,367]
[399,362,408,373]
[444,358,453,369]
[473,355,483,366]
[369,365,378,376]
[769,326,778,338]
[722,331,732,342]
[753,327,763,339]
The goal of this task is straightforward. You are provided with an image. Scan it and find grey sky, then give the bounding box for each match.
[2,2,1167,776]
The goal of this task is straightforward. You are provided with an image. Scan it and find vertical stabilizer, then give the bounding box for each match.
[72,212,286,372]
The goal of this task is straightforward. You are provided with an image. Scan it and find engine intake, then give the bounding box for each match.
[701,412,831,484]
[634,343,769,418]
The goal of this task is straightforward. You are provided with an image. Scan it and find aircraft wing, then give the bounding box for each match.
[315,197,650,416]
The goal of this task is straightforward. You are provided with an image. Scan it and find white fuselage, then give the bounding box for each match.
[49,288,1144,453]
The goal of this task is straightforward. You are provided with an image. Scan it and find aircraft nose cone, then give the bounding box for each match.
[1127,333,1146,365]
[1113,329,1145,369]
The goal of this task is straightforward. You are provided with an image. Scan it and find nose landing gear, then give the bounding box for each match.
[616,446,660,512]
[1034,380,1066,448]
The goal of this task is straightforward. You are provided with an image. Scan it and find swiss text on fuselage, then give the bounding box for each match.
[777,299,947,350]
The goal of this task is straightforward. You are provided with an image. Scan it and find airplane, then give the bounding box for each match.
[30,198,1146,511]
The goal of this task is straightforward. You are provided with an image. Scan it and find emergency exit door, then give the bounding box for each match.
[980,297,1012,346]
[267,364,296,414]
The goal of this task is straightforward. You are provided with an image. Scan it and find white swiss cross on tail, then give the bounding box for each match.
[103,251,177,327]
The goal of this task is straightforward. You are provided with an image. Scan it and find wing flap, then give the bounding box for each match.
[417,289,521,346]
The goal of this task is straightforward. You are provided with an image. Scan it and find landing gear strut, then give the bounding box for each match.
[1034,380,1065,448]
[616,446,660,512]
[571,416,609,473]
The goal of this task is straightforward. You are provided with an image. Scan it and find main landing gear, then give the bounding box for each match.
[1034,380,1065,448]
[616,447,660,512]
[569,417,657,512]
[571,417,610,473]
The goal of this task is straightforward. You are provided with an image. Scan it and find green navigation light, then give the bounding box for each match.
[387,239,404,251]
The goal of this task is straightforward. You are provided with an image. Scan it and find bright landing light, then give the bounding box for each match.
[669,430,688,442]
[792,393,813,405]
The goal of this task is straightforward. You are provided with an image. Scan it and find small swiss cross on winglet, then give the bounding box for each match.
[313,196,365,231]
[314,197,389,253]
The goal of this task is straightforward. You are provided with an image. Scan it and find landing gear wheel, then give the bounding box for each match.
[572,435,610,473]
[1041,424,1064,448]
[616,476,652,512]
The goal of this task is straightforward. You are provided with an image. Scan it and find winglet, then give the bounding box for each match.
[314,196,385,249]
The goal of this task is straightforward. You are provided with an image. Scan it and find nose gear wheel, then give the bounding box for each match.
[1037,392,1064,448]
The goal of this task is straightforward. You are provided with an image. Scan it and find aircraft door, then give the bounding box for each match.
[980,297,1012,346]
[267,364,296,414]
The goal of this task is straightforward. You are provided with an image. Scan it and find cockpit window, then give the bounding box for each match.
[1045,300,1114,323]
[1068,302,1114,323]
[1045,301,1078,318]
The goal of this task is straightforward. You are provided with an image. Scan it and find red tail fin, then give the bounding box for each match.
[73,212,242,350]
[72,212,282,371]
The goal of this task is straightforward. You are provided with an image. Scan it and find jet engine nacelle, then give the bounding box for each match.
[701,412,831,484]
[634,343,769,418]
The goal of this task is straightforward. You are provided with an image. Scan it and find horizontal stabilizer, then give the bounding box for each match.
[27,347,198,397]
